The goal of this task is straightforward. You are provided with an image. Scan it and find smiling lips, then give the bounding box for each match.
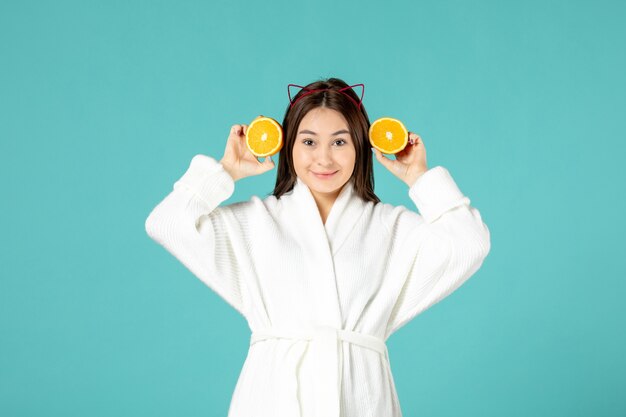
[312,170,338,178]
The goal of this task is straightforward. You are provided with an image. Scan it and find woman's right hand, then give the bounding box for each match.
[219,124,276,181]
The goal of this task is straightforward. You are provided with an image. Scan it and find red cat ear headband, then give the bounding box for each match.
[287,83,365,109]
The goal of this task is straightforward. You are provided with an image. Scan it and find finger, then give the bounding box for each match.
[409,132,423,146]
[228,126,242,146]
[395,144,412,159]
[242,124,249,136]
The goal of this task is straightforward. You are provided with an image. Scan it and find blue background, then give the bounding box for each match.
[1,0,625,416]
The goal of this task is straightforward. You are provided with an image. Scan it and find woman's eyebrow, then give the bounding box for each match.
[298,129,350,135]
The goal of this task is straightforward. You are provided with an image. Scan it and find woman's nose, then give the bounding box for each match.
[314,147,333,165]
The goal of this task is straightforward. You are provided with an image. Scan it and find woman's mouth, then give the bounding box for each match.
[312,170,338,179]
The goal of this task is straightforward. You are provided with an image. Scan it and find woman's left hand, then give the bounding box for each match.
[372,131,428,187]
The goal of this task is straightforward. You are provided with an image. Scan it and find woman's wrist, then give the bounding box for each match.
[219,159,239,182]
[405,169,428,188]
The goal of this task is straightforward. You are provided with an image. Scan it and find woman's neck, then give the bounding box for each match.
[311,190,341,225]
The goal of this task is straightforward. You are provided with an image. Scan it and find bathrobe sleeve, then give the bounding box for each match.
[386,166,491,335]
[145,154,251,317]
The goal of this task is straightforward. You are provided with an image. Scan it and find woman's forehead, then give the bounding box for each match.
[298,108,349,134]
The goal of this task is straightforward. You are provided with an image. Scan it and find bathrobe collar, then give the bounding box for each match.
[292,176,367,255]
[280,176,367,327]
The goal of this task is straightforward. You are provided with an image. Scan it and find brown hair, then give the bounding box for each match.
[271,77,380,204]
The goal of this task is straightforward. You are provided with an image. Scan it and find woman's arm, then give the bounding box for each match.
[145,154,252,317]
[386,166,491,336]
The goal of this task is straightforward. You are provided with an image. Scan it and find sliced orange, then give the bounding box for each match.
[369,117,408,154]
[245,115,283,157]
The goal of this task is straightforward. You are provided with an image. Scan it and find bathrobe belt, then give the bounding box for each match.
[250,325,389,417]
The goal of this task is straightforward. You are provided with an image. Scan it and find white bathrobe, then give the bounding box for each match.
[145,154,491,417]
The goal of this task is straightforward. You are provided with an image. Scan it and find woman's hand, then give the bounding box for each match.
[372,131,428,187]
[220,124,276,181]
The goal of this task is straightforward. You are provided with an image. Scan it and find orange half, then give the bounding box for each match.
[245,115,283,157]
[369,117,408,154]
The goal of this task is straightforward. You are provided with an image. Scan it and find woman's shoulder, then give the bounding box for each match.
[371,198,424,235]
[372,199,417,219]
[216,192,279,220]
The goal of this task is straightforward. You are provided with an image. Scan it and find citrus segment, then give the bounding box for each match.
[369,117,408,154]
[245,116,283,157]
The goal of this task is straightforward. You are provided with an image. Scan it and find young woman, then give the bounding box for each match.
[145,77,491,417]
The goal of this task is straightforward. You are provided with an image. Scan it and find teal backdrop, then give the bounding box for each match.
[1,0,624,416]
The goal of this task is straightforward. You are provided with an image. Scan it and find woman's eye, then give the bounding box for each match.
[302,139,346,146]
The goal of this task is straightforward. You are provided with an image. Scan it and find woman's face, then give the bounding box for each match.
[292,107,356,200]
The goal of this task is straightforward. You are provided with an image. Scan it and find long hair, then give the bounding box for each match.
[272,77,380,204]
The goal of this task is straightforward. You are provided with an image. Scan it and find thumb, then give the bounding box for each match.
[262,155,275,171]
[372,147,395,171]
